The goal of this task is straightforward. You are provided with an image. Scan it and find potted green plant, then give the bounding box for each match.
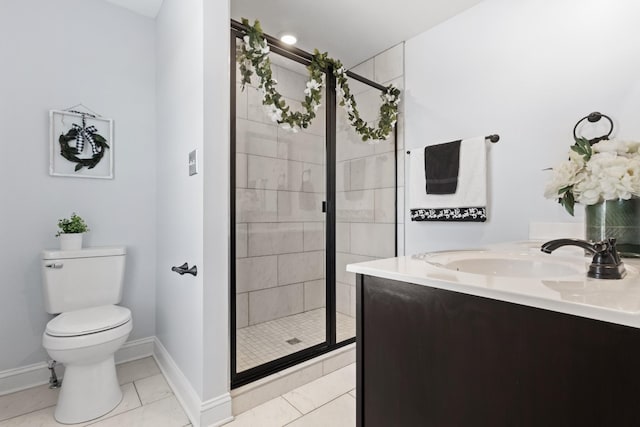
[56,213,89,250]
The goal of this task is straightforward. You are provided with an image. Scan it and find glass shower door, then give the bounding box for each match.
[230,21,397,387]
[233,42,328,375]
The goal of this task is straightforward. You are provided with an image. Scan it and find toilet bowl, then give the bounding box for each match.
[41,246,130,423]
[42,304,132,423]
[43,304,132,424]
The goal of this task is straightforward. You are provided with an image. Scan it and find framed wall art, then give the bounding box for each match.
[49,109,114,179]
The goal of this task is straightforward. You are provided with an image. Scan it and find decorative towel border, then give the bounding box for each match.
[410,207,487,222]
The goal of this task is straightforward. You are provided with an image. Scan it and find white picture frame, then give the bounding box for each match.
[49,110,114,179]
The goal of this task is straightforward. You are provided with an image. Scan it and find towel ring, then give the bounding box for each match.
[573,112,613,145]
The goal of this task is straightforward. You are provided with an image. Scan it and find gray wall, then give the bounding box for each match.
[0,0,156,371]
[404,0,640,254]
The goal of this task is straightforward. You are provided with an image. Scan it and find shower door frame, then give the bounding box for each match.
[230,19,397,389]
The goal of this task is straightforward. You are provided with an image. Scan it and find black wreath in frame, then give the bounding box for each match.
[58,121,110,172]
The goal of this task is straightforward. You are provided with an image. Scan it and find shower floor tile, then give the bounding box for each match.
[237,308,355,372]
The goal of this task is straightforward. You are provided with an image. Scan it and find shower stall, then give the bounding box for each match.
[230,20,398,387]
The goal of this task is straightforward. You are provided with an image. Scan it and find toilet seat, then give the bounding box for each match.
[46,305,131,337]
[43,305,132,352]
[43,319,132,352]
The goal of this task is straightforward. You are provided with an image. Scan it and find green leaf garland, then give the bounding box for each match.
[237,19,401,143]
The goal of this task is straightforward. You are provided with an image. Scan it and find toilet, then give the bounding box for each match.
[41,246,132,424]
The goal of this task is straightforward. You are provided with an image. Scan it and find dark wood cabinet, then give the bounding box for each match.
[356,274,640,427]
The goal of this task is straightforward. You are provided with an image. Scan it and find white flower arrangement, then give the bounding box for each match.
[545,138,640,215]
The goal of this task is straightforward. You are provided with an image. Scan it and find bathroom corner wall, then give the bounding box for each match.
[0,0,156,372]
[156,0,205,398]
[156,0,231,413]
[235,59,327,329]
[404,0,640,254]
[335,44,405,318]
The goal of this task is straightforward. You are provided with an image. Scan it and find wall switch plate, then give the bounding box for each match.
[189,149,198,176]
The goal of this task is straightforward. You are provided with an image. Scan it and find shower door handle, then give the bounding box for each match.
[322,201,327,213]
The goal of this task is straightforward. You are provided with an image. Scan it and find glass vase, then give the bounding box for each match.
[585,198,640,258]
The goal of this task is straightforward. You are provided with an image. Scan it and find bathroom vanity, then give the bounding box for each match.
[347,244,640,427]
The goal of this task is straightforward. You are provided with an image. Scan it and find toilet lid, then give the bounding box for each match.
[46,305,131,337]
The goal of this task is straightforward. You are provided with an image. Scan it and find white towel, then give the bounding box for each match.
[409,136,487,222]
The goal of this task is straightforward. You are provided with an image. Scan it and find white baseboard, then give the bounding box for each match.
[152,338,232,427]
[0,361,54,397]
[115,336,155,364]
[0,336,155,396]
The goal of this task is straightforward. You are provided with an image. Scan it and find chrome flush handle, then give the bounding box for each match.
[45,263,63,269]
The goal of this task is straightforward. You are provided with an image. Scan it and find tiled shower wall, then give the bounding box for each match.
[235,59,327,329]
[234,43,404,329]
[335,43,405,318]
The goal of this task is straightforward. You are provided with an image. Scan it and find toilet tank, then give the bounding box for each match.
[42,246,126,314]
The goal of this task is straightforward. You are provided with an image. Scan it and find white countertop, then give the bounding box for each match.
[346,241,640,328]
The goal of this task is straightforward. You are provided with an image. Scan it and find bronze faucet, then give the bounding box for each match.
[541,238,626,280]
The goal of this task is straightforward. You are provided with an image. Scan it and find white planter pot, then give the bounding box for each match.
[59,233,83,251]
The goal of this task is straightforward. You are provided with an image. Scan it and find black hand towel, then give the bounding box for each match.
[424,139,461,194]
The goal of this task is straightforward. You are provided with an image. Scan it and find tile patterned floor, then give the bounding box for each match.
[0,357,356,427]
[224,363,356,427]
[237,308,355,372]
[0,357,191,427]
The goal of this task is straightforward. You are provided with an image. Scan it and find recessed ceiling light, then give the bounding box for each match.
[280,33,297,45]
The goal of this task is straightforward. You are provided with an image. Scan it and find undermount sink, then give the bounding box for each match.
[423,251,586,278]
